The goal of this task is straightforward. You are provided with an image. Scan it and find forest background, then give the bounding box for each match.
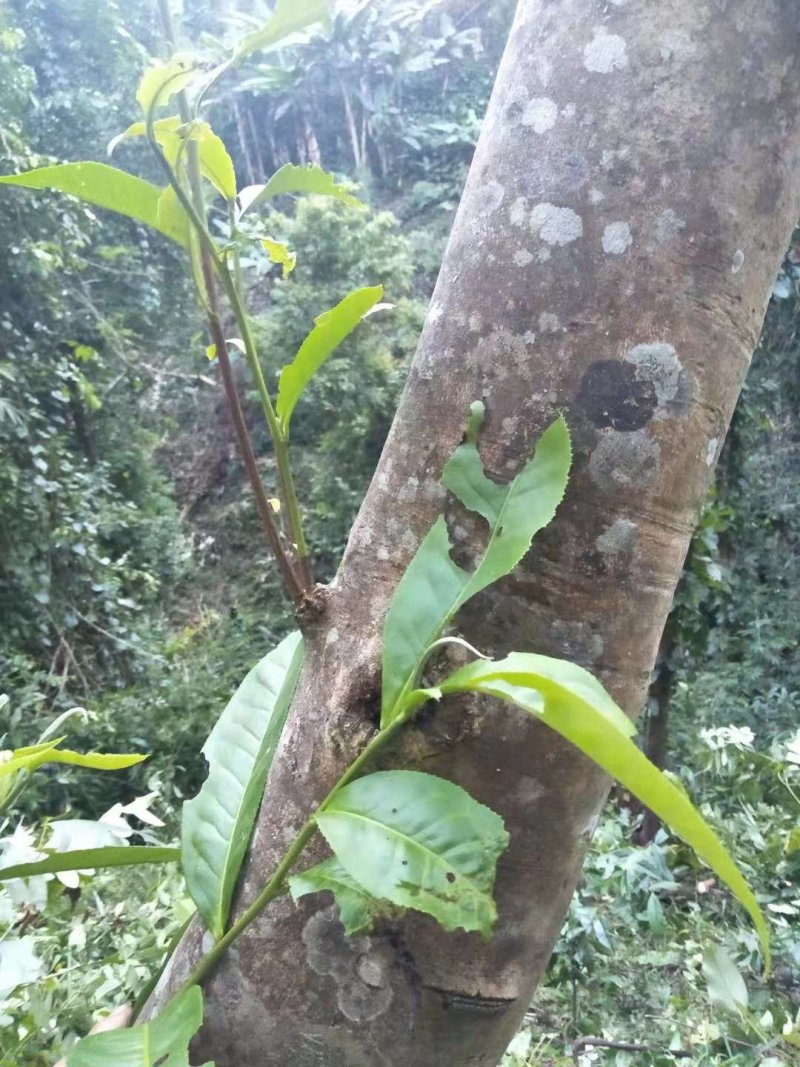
[0,0,798,1064]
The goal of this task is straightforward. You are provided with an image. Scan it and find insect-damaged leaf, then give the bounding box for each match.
[443,403,571,603]
[315,770,508,936]
[182,632,303,940]
[380,406,571,726]
[432,653,770,965]
[262,236,296,276]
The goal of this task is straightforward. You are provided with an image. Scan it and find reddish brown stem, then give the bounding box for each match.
[199,255,304,604]
[572,1036,692,1063]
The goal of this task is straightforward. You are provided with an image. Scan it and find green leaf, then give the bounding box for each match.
[67,985,212,1067]
[0,738,145,779]
[785,825,800,855]
[275,286,384,434]
[238,162,363,216]
[0,738,63,777]
[380,410,571,726]
[316,770,508,936]
[234,0,332,59]
[0,845,180,882]
[702,945,749,1013]
[136,53,197,114]
[289,857,374,934]
[262,236,296,276]
[380,517,469,727]
[439,651,635,738]
[156,185,190,246]
[45,748,147,771]
[110,117,236,201]
[107,116,181,157]
[444,405,571,603]
[192,123,237,201]
[435,654,770,963]
[205,338,245,362]
[0,163,188,246]
[182,632,304,940]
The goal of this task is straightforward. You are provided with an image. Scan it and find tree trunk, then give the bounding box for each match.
[299,102,322,168]
[233,99,257,189]
[339,74,362,170]
[152,1,800,1063]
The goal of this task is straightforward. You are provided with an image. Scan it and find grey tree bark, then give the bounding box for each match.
[153,1,800,1063]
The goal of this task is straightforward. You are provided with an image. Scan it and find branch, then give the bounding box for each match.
[572,1036,692,1064]
[147,15,307,605]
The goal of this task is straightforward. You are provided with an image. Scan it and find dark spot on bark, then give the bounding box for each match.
[561,151,590,189]
[608,159,634,188]
[577,361,657,431]
[505,100,524,123]
[579,549,608,576]
[446,872,456,883]
[756,173,781,215]
[362,685,382,726]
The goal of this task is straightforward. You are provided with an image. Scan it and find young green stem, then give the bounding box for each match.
[227,200,244,296]
[176,711,411,994]
[154,1,308,603]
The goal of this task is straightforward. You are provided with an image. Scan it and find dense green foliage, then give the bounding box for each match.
[0,1,798,1065]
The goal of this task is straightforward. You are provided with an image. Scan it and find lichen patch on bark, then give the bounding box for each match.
[595,518,638,556]
[601,221,633,254]
[588,430,661,492]
[521,96,558,133]
[530,203,583,246]
[583,29,628,74]
[475,180,506,217]
[624,342,692,420]
[302,908,394,1023]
